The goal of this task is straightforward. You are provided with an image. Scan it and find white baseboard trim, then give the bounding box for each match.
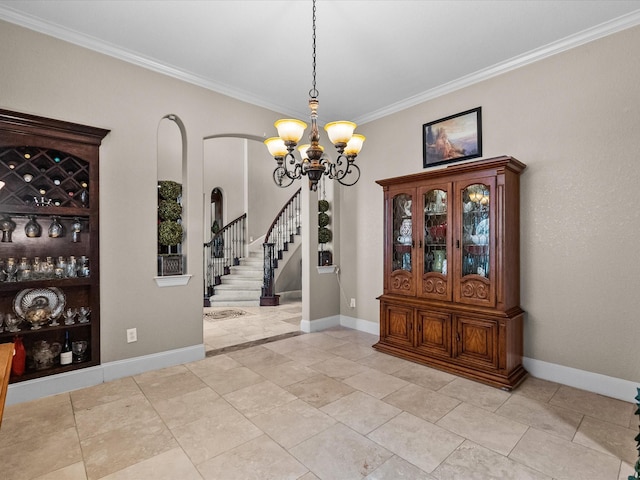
[300,315,340,333]
[523,357,639,403]
[339,315,379,336]
[6,344,205,406]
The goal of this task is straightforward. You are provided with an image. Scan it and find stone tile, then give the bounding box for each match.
[282,345,337,366]
[227,345,291,369]
[200,365,264,395]
[290,423,393,479]
[321,391,401,435]
[436,402,528,455]
[495,393,583,440]
[328,342,376,361]
[170,398,262,465]
[254,360,318,387]
[298,473,320,480]
[295,332,350,350]
[151,386,221,428]
[0,427,82,480]
[323,328,378,346]
[251,399,336,449]
[32,462,87,480]
[368,412,463,473]
[133,364,189,382]
[223,380,297,417]
[185,353,242,377]
[393,362,457,391]
[383,383,460,423]
[81,415,177,480]
[74,392,158,440]
[70,377,142,410]
[620,460,635,480]
[262,336,309,354]
[356,351,413,375]
[512,376,560,402]
[509,427,621,479]
[0,392,75,445]
[365,455,436,479]
[205,332,248,349]
[198,435,308,480]
[342,368,408,399]
[99,448,202,480]
[437,377,510,412]
[135,369,207,402]
[549,385,634,427]
[285,374,355,408]
[433,440,552,480]
[309,355,369,380]
[573,415,638,464]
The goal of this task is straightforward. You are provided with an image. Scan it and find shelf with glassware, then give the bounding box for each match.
[375,156,527,390]
[0,109,108,384]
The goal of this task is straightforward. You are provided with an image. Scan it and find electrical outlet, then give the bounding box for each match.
[350,298,356,308]
[126,328,137,343]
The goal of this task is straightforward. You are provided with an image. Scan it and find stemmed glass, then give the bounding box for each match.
[72,341,88,363]
[78,307,90,323]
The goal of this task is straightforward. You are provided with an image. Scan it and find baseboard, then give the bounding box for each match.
[523,357,638,403]
[6,344,205,406]
[300,315,340,333]
[339,315,379,336]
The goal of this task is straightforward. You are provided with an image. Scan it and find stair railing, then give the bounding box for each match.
[204,213,246,298]
[260,188,302,306]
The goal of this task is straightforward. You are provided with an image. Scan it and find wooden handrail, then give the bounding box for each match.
[204,213,246,247]
[265,188,301,244]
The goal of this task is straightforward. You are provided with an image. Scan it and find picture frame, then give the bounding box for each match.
[423,107,482,168]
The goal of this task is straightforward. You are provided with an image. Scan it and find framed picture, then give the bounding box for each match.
[423,107,482,168]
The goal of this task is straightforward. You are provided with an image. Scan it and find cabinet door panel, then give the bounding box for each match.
[386,190,416,296]
[454,316,498,369]
[381,303,414,348]
[453,177,496,307]
[419,184,452,301]
[416,310,451,358]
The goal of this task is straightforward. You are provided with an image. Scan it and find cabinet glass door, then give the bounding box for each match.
[462,183,490,278]
[456,179,495,307]
[421,187,451,300]
[388,191,415,296]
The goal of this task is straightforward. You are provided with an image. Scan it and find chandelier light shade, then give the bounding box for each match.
[265,0,365,191]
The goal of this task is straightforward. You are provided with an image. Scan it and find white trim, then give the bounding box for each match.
[300,315,340,333]
[316,265,337,275]
[523,357,638,403]
[6,344,204,406]
[339,315,379,336]
[154,274,192,287]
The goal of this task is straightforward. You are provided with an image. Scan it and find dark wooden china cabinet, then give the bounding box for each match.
[0,109,109,383]
[375,156,527,390]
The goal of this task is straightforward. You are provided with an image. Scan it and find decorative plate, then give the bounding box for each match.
[13,287,66,321]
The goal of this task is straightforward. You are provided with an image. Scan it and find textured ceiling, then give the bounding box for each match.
[1,0,640,124]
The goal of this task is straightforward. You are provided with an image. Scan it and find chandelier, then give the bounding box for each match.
[264,0,365,192]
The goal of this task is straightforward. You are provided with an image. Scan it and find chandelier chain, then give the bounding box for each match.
[309,0,318,99]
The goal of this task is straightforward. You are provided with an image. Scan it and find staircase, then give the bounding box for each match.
[205,188,302,307]
[208,250,263,307]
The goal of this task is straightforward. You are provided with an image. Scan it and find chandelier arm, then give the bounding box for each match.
[273,166,295,188]
[335,162,361,187]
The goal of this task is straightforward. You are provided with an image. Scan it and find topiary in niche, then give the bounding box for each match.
[318,199,329,213]
[158,180,182,201]
[158,199,182,221]
[158,220,183,247]
[318,226,332,244]
[318,212,330,227]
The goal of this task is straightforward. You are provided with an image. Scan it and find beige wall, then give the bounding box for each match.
[0,20,292,363]
[2,18,638,387]
[342,25,640,384]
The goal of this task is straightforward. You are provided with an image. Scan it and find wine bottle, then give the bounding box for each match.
[60,331,72,366]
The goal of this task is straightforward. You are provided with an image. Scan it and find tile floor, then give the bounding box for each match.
[0,305,637,479]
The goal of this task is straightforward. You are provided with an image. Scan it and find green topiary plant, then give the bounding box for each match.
[158,180,182,201]
[318,227,332,244]
[158,220,183,247]
[158,199,182,221]
[318,212,330,227]
[318,199,329,213]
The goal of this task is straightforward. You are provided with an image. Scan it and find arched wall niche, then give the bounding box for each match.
[157,114,189,281]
